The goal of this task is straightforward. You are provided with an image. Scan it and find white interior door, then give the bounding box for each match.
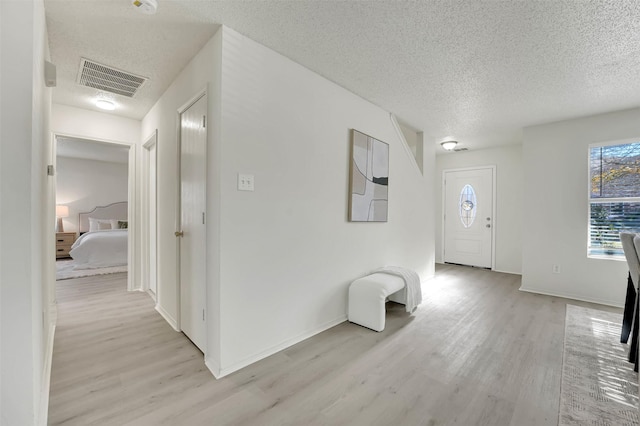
[443,167,494,268]
[179,94,207,352]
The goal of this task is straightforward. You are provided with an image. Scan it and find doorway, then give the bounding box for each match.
[53,135,136,290]
[177,93,207,352]
[443,166,495,269]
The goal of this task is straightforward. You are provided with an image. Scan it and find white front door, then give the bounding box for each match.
[443,167,494,268]
[179,94,207,352]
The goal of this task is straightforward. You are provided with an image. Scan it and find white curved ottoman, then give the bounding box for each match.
[348,272,406,332]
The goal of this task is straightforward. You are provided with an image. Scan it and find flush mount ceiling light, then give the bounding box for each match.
[441,140,458,151]
[132,0,158,14]
[95,99,115,111]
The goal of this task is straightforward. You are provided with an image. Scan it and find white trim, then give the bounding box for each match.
[37,309,56,426]
[437,262,521,276]
[587,254,626,262]
[41,133,58,426]
[177,88,208,114]
[588,137,640,150]
[53,131,133,148]
[174,110,182,332]
[492,268,522,276]
[586,138,640,259]
[441,165,497,270]
[590,197,640,204]
[127,146,137,291]
[141,130,158,301]
[146,289,157,302]
[204,357,221,379]
[518,286,623,308]
[155,303,179,331]
[211,315,347,379]
[389,113,422,176]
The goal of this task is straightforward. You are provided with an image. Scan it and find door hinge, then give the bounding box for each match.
[47,165,54,176]
[202,309,205,321]
[202,115,206,128]
[202,212,205,224]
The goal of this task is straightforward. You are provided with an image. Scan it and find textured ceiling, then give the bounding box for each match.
[45,0,640,151]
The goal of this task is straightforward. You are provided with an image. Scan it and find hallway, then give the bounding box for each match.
[48,265,615,425]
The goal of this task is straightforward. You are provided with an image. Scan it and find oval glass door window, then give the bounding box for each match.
[459,184,477,228]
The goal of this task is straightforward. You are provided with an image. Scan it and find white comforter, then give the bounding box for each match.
[70,229,128,269]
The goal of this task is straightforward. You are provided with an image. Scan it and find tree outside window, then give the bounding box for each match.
[589,141,640,257]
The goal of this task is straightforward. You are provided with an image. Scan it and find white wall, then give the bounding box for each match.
[0,0,51,424]
[52,104,140,144]
[142,26,435,378]
[216,27,434,375]
[399,122,418,157]
[522,107,640,306]
[56,157,129,233]
[435,145,523,274]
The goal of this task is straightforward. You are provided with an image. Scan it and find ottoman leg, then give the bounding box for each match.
[348,284,387,332]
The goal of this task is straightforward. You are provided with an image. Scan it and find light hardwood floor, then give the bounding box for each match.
[49,264,623,425]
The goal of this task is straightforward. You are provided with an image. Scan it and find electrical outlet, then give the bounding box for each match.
[238,173,254,191]
[552,264,561,274]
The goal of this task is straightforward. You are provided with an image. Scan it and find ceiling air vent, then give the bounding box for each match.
[453,147,469,152]
[76,58,147,98]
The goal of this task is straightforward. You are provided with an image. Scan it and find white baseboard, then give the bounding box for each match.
[215,315,348,379]
[492,268,522,275]
[38,319,56,426]
[436,262,522,276]
[519,286,623,308]
[205,356,221,379]
[155,304,179,331]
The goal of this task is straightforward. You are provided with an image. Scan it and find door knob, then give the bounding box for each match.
[175,231,184,237]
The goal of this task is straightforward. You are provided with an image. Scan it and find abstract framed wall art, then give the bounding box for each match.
[349,129,389,222]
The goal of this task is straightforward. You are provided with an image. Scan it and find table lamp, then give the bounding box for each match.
[56,205,69,232]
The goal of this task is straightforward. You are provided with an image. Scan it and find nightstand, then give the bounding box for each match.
[56,232,76,259]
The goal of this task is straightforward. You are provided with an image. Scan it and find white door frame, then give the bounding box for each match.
[142,130,158,300]
[53,133,137,291]
[441,165,497,270]
[175,87,208,338]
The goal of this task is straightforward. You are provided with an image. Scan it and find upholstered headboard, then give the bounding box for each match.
[78,201,128,234]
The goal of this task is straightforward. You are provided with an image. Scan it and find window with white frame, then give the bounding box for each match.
[589,141,640,258]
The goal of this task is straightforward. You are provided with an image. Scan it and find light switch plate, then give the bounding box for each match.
[238,173,254,191]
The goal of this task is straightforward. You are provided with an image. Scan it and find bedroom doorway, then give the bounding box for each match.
[53,135,136,291]
[177,92,207,352]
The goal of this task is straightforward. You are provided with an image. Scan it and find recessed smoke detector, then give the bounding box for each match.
[77,58,147,98]
[132,0,158,14]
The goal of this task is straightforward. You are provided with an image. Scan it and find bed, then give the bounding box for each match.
[69,201,128,269]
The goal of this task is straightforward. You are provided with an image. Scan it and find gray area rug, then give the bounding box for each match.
[559,305,639,425]
[56,259,127,281]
